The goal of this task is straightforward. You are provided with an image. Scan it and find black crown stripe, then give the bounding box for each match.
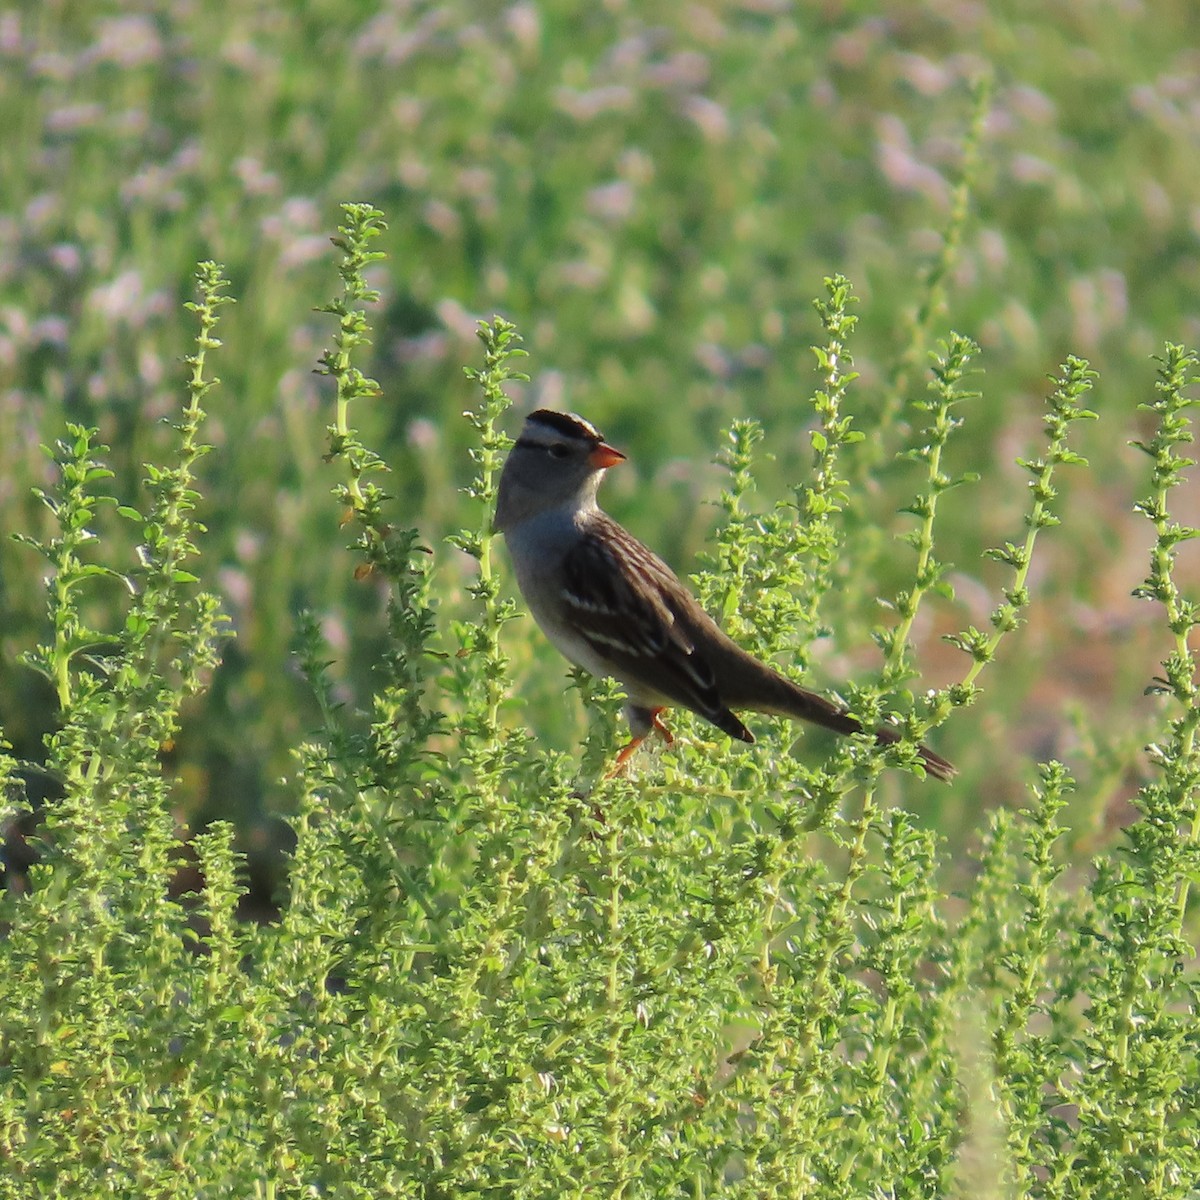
[528,409,603,442]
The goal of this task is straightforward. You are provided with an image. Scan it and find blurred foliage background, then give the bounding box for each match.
[2,0,1197,878]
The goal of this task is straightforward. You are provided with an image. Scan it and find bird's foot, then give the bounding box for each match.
[650,709,674,745]
[608,735,645,777]
[606,707,672,777]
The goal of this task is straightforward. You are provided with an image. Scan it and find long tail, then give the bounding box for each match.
[715,649,956,782]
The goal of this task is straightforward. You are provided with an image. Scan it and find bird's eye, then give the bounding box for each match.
[547,444,570,459]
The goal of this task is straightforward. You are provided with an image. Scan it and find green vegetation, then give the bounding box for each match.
[2,4,1198,1195]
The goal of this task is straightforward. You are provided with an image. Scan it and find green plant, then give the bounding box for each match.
[0,213,1196,1198]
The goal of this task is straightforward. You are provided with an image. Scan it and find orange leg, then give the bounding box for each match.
[651,709,674,745]
[608,708,673,776]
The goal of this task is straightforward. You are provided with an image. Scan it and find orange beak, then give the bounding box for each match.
[589,441,626,469]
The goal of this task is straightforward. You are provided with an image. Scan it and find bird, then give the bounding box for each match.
[493,409,954,781]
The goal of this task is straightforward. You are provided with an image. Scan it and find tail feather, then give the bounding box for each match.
[869,722,956,782]
[713,644,956,781]
[764,678,955,782]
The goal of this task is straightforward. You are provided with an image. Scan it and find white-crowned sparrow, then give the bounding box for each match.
[495,409,954,781]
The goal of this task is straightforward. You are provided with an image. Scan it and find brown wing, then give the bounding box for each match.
[558,518,953,777]
[559,515,751,740]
